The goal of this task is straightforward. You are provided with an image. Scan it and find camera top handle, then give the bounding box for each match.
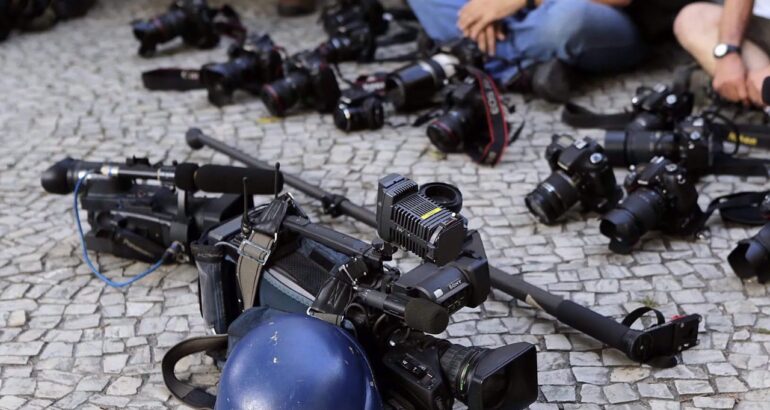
[186,128,702,367]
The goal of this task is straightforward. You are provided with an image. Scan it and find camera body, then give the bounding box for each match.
[260,50,342,116]
[1,0,95,40]
[318,20,377,63]
[605,115,721,177]
[333,86,385,131]
[200,34,284,106]
[526,136,622,225]
[627,84,694,131]
[132,0,219,57]
[600,157,703,253]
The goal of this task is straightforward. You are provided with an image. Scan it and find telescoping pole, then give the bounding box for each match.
[186,128,702,367]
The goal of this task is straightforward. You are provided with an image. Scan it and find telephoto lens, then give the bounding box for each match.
[385,53,459,111]
[131,0,218,57]
[600,157,703,254]
[604,116,719,177]
[200,35,284,106]
[728,224,770,283]
[333,90,385,132]
[526,135,622,225]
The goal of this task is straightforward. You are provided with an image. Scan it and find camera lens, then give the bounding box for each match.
[260,71,309,117]
[525,171,580,225]
[728,224,770,283]
[333,98,384,132]
[604,130,677,168]
[131,9,187,56]
[599,188,666,253]
[427,108,473,153]
[439,342,538,409]
[385,57,452,111]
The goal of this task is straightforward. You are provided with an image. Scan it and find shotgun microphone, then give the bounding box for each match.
[356,288,450,334]
[194,165,283,195]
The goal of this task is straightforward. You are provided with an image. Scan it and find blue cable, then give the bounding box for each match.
[73,173,165,288]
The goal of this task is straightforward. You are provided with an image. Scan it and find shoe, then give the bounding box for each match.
[531,59,574,103]
[277,0,316,16]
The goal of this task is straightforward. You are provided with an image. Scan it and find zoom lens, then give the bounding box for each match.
[333,98,384,132]
[599,188,666,253]
[604,130,677,168]
[439,342,538,409]
[385,55,456,111]
[525,171,580,225]
[427,108,473,153]
[260,71,310,117]
[132,8,187,56]
[728,224,770,283]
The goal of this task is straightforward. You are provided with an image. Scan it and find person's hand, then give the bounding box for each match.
[747,66,770,107]
[712,53,749,105]
[474,23,505,55]
[457,0,521,41]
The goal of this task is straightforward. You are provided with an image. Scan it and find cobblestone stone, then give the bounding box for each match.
[0,0,768,408]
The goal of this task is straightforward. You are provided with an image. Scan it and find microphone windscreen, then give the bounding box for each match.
[195,165,284,195]
[763,77,770,105]
[41,158,78,194]
[174,163,199,192]
[404,298,449,334]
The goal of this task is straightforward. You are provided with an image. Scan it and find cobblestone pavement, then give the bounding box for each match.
[1,0,769,409]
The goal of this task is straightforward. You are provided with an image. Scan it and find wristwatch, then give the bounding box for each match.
[713,43,742,59]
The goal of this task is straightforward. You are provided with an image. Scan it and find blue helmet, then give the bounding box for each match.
[216,313,383,410]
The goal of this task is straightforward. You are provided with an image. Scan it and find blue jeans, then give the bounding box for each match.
[407,0,647,85]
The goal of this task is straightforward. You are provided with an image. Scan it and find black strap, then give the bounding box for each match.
[162,335,227,409]
[621,306,665,328]
[142,68,204,91]
[711,153,770,177]
[464,66,509,165]
[703,191,770,226]
[729,123,770,149]
[561,102,635,130]
[213,5,246,44]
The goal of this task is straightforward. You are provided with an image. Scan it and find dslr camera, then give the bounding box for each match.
[1,0,95,41]
[526,135,622,225]
[626,84,694,131]
[333,86,385,132]
[600,157,703,254]
[320,0,387,37]
[200,34,284,106]
[385,39,485,112]
[193,173,537,409]
[131,0,221,57]
[260,50,342,117]
[317,19,377,63]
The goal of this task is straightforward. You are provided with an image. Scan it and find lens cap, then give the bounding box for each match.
[420,182,463,214]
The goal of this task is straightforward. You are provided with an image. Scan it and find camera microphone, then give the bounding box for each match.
[193,165,284,195]
[762,76,770,105]
[356,288,449,334]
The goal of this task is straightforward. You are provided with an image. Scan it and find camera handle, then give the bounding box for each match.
[186,129,703,366]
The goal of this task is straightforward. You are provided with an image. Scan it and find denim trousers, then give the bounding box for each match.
[407,0,647,85]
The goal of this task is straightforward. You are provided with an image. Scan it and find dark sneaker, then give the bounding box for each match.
[277,0,316,16]
[531,59,574,103]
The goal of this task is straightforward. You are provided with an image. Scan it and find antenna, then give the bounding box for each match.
[241,177,251,236]
[274,162,281,199]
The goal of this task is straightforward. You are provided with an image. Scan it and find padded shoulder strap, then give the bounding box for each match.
[162,335,228,409]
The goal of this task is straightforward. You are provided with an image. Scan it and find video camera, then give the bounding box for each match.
[192,173,537,410]
[40,156,282,263]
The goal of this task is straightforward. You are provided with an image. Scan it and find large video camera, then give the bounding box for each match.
[131,0,235,57]
[199,34,284,106]
[193,173,537,410]
[260,50,342,117]
[1,0,96,42]
[40,156,281,263]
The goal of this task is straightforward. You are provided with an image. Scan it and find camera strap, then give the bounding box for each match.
[711,153,770,177]
[236,197,290,309]
[561,102,637,130]
[213,5,246,44]
[141,68,204,91]
[464,66,509,166]
[700,191,770,227]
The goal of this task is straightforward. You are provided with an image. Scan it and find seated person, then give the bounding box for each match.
[674,0,770,107]
[407,0,647,102]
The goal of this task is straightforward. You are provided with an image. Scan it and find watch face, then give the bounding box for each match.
[714,44,728,58]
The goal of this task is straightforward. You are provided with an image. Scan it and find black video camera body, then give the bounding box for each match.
[526,135,622,225]
[260,50,342,117]
[131,0,220,57]
[627,84,694,131]
[200,34,284,106]
[600,157,703,253]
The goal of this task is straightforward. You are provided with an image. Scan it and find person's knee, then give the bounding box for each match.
[538,0,638,50]
[673,2,721,46]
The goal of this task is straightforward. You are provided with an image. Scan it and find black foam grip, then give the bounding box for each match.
[195,165,284,195]
[174,163,199,192]
[554,300,630,352]
[404,298,449,334]
[763,77,770,105]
